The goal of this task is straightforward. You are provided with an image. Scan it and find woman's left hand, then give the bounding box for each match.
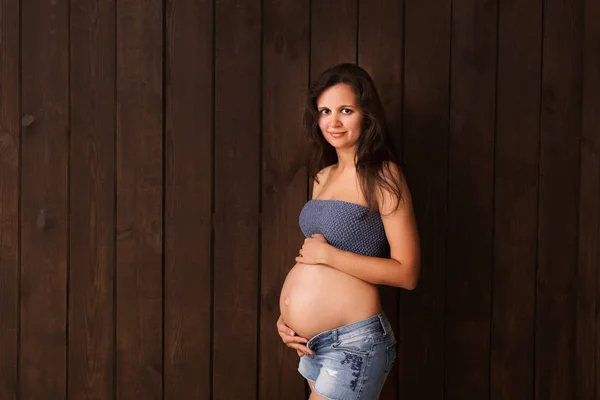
[295,234,331,265]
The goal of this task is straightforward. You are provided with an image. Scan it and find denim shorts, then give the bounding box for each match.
[298,313,397,400]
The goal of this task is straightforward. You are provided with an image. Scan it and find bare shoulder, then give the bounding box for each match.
[381,160,404,182]
[312,164,335,199]
[317,164,335,181]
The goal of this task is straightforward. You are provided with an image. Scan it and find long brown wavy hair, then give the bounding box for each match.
[303,63,403,215]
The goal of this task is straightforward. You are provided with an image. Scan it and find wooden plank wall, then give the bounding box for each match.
[0,0,598,399]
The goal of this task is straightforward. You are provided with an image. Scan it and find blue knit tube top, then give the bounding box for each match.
[299,199,390,258]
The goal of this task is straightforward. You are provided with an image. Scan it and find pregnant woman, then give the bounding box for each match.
[277,63,421,399]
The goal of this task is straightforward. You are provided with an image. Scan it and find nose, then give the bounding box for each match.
[328,113,342,128]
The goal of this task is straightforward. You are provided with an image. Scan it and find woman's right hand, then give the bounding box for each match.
[277,314,315,357]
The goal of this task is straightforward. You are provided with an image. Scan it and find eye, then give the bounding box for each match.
[319,109,330,115]
[341,108,353,114]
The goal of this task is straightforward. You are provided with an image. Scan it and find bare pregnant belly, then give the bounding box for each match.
[279,263,381,339]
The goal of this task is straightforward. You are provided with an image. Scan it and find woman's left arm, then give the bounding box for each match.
[324,238,418,289]
[296,163,421,289]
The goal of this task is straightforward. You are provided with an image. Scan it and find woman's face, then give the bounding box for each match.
[316,83,363,149]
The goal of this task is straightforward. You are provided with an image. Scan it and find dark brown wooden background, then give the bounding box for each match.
[0,0,598,399]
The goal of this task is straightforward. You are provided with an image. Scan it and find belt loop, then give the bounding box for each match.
[332,328,338,343]
[378,314,388,336]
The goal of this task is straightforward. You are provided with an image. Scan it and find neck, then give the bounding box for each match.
[335,147,356,170]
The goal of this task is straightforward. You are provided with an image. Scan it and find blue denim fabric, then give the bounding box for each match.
[298,313,397,399]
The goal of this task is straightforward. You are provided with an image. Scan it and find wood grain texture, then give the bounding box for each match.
[260,0,310,398]
[535,0,583,398]
[445,0,497,398]
[164,0,213,398]
[591,4,600,398]
[68,0,116,398]
[401,0,450,397]
[0,0,20,397]
[115,0,164,397]
[3,3,598,399]
[310,0,357,76]
[20,0,69,397]
[577,0,599,397]
[490,1,541,399]
[357,1,404,397]
[213,0,261,399]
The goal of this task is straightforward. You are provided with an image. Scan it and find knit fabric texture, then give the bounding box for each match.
[299,199,390,258]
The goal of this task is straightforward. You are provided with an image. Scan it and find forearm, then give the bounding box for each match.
[324,246,418,289]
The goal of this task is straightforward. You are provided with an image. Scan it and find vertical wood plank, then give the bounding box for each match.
[535,0,583,398]
[164,0,213,398]
[593,4,600,396]
[68,0,116,397]
[590,3,600,394]
[401,0,450,397]
[213,1,261,399]
[260,0,310,398]
[446,0,497,398]
[115,0,163,397]
[357,1,403,398]
[490,1,542,399]
[577,0,599,397]
[0,0,19,397]
[310,0,357,76]
[20,0,69,397]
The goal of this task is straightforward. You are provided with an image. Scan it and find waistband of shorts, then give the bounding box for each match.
[306,313,393,349]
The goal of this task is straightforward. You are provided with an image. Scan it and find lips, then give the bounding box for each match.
[328,131,346,138]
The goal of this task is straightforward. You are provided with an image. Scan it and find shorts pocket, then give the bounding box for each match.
[331,334,374,356]
[384,342,397,373]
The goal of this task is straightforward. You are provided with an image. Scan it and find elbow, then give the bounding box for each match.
[390,252,420,290]
[404,278,418,290]
[384,267,419,290]
[402,263,420,290]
